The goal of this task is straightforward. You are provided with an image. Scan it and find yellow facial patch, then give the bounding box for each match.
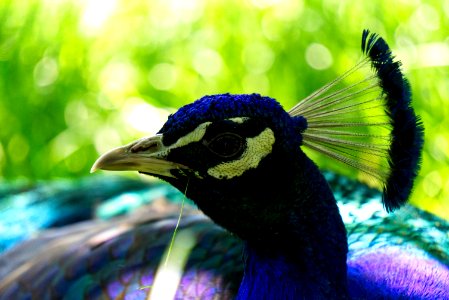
[207,128,275,179]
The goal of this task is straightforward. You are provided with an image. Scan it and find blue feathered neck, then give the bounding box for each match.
[236,154,349,299]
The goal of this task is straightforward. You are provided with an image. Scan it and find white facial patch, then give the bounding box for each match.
[228,117,249,124]
[207,128,275,179]
[160,118,247,156]
[157,122,211,157]
[173,122,211,148]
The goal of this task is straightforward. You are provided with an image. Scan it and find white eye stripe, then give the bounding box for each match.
[172,122,211,148]
[158,122,212,157]
[228,117,249,124]
[207,127,275,179]
[166,117,249,152]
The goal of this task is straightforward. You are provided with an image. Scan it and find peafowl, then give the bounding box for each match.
[1,30,449,299]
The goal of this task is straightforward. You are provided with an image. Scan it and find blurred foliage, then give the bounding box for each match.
[0,0,448,218]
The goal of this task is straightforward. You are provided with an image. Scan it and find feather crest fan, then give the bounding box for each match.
[289,30,424,212]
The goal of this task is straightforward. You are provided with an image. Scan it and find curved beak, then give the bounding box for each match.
[91,134,187,178]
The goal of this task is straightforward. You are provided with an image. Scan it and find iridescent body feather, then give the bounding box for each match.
[0,174,448,299]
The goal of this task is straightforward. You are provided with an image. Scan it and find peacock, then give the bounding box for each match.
[1,30,449,299]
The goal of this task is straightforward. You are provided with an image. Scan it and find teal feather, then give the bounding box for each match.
[0,173,448,299]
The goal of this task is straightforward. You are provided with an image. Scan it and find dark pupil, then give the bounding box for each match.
[208,134,243,158]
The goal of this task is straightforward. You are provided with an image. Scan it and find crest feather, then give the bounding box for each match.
[289,30,424,212]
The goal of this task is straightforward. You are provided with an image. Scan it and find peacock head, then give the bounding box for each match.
[92,30,424,245]
[91,31,425,298]
[92,93,316,241]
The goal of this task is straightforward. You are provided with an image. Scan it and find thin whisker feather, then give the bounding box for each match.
[306,128,391,140]
[302,140,386,181]
[310,141,391,168]
[296,78,378,116]
[289,58,371,115]
[307,121,391,128]
[304,99,384,120]
[306,137,390,159]
[303,132,389,149]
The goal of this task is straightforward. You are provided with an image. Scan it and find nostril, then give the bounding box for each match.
[130,139,161,153]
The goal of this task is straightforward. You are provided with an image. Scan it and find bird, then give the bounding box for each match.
[1,30,449,299]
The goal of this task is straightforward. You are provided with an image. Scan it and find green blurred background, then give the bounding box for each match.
[0,0,448,218]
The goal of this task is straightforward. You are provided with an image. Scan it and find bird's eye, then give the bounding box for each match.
[205,133,244,158]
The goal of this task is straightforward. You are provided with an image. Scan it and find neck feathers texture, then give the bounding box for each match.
[237,242,349,299]
[237,156,350,299]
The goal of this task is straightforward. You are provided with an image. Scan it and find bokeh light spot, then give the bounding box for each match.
[418,43,449,68]
[301,8,323,32]
[398,42,449,70]
[50,131,79,163]
[33,57,59,87]
[193,48,223,77]
[423,171,442,198]
[305,43,333,70]
[413,4,440,31]
[445,1,449,18]
[242,74,270,95]
[272,0,304,20]
[99,61,137,101]
[167,0,204,24]
[94,126,122,155]
[242,43,275,75]
[65,100,89,128]
[80,0,117,35]
[251,0,283,8]
[122,98,170,134]
[148,63,178,91]
[8,134,29,163]
[430,134,449,162]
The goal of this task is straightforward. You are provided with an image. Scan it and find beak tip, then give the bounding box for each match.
[90,161,100,173]
[90,147,123,174]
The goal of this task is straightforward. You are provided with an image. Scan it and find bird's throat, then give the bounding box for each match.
[175,149,350,298]
[236,157,350,299]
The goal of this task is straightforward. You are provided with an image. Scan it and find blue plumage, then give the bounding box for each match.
[0,31,447,299]
[159,93,300,147]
